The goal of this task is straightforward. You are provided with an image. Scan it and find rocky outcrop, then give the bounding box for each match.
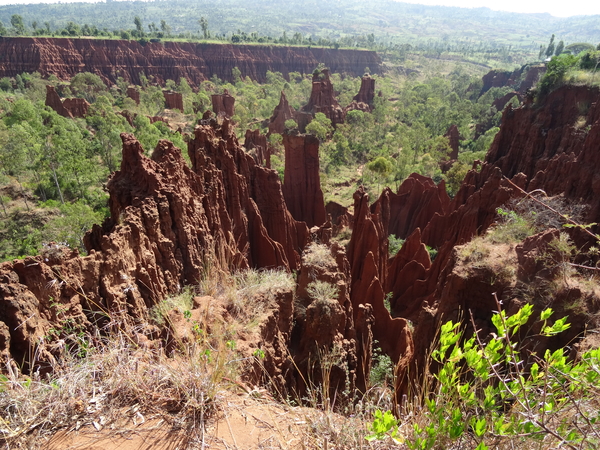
[0,118,312,374]
[244,129,271,167]
[440,125,461,172]
[163,90,183,112]
[345,74,375,113]
[188,119,308,271]
[444,125,460,161]
[326,201,353,231]
[293,242,361,397]
[301,69,345,127]
[492,91,522,111]
[486,84,600,224]
[211,90,235,118]
[282,132,327,228]
[126,86,140,105]
[0,37,381,86]
[268,91,296,135]
[62,97,90,118]
[480,64,546,95]
[384,174,451,240]
[5,78,600,412]
[345,188,415,400]
[45,85,90,118]
[45,85,71,117]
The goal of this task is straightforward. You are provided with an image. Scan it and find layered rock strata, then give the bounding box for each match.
[268,91,296,135]
[300,69,345,128]
[0,37,381,86]
[211,90,235,117]
[282,132,327,228]
[45,85,89,118]
[163,90,184,112]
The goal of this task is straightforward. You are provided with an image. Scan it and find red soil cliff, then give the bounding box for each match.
[300,69,345,127]
[268,91,296,135]
[282,132,327,228]
[45,85,90,118]
[0,37,381,86]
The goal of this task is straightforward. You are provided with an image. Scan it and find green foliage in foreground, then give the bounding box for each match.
[368,305,600,449]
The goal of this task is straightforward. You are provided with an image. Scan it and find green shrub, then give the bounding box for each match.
[368,305,600,450]
[538,54,580,97]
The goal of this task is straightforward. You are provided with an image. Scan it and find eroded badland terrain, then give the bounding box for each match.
[1,30,600,450]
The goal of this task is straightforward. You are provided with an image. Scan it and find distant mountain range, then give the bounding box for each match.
[1,0,599,49]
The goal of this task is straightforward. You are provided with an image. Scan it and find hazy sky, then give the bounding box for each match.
[0,0,597,18]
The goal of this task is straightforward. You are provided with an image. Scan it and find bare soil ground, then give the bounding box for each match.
[44,392,361,450]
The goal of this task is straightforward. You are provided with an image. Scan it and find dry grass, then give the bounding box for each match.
[227,268,295,324]
[0,320,234,449]
[306,280,339,302]
[302,242,336,270]
[0,267,297,448]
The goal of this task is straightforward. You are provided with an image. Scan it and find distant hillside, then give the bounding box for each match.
[0,0,599,52]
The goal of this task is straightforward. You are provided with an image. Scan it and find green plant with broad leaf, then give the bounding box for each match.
[367,303,600,449]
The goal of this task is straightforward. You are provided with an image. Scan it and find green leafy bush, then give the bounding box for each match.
[368,305,600,449]
[538,54,580,97]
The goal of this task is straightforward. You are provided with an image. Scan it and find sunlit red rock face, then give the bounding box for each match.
[268,91,296,135]
[382,84,600,391]
[0,37,381,85]
[211,90,236,117]
[244,128,271,167]
[486,85,600,223]
[300,69,346,127]
[187,120,308,271]
[0,120,308,373]
[480,64,545,95]
[282,132,327,228]
[345,74,375,113]
[45,85,90,118]
[126,86,140,105]
[163,90,183,112]
[3,83,600,408]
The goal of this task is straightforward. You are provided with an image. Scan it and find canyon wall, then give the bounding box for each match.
[3,83,600,406]
[0,37,381,85]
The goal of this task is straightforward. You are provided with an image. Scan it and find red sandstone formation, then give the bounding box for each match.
[211,90,235,118]
[345,187,414,400]
[62,97,90,118]
[163,90,183,112]
[444,125,460,161]
[492,91,522,111]
[486,85,600,223]
[301,69,345,127]
[0,37,381,86]
[45,85,71,117]
[282,132,327,228]
[45,85,90,118]
[0,118,314,374]
[439,125,461,172]
[126,86,140,105]
[326,201,354,231]
[268,91,296,135]
[244,129,271,167]
[383,173,451,240]
[480,64,546,95]
[188,119,308,271]
[5,77,600,410]
[345,74,376,113]
[294,242,361,396]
